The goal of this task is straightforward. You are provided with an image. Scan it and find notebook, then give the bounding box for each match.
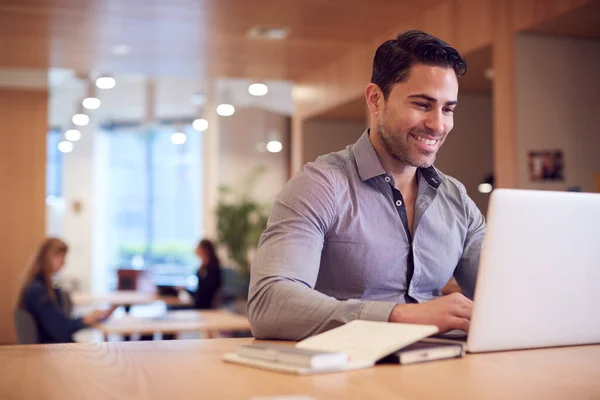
[237,342,349,369]
[222,320,439,374]
[378,338,465,365]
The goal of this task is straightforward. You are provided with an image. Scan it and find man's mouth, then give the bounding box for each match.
[410,133,440,147]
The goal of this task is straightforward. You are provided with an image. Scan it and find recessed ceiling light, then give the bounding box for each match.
[247,26,289,40]
[249,83,268,96]
[58,141,74,153]
[216,104,235,116]
[171,132,187,145]
[96,76,116,89]
[267,140,283,153]
[65,129,81,142]
[82,97,101,110]
[192,118,208,131]
[72,113,90,126]
[478,183,493,194]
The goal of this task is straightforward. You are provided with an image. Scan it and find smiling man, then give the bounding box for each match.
[248,30,486,340]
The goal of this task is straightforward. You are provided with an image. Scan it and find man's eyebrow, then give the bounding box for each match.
[408,94,457,106]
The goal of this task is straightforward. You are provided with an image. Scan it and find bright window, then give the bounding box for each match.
[101,124,203,290]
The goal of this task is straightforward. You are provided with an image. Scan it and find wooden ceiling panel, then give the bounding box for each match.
[526,0,600,39]
[0,0,446,79]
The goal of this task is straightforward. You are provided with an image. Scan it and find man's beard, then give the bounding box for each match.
[377,113,440,169]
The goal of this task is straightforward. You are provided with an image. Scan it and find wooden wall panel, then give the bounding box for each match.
[0,89,47,344]
[492,2,518,189]
[290,116,304,178]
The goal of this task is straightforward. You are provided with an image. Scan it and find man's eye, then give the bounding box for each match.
[413,102,429,109]
[443,108,455,114]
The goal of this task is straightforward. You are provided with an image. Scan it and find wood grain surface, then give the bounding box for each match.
[1,338,599,400]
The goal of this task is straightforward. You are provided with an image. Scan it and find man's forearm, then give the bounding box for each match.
[248,278,396,340]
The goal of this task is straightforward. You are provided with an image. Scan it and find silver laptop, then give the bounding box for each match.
[467,189,600,353]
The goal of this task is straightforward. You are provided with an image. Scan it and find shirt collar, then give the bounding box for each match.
[352,129,442,189]
[418,165,442,189]
[353,130,386,182]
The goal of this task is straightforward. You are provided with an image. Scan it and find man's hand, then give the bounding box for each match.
[388,293,473,333]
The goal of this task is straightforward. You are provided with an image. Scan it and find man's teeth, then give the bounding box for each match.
[414,135,438,145]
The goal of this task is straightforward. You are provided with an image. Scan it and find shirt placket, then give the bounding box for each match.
[383,175,417,303]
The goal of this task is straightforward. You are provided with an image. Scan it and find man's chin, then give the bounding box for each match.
[389,148,436,168]
[408,156,436,169]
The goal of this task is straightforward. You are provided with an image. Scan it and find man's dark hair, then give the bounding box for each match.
[371,30,467,99]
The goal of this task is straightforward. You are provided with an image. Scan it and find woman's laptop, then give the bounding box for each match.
[466,189,600,353]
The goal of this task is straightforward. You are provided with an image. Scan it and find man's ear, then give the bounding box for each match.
[365,83,384,115]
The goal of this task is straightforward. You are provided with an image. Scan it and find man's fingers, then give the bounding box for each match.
[451,292,474,306]
[450,317,470,333]
[452,305,473,319]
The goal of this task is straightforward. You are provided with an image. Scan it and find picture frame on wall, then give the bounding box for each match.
[527,150,564,182]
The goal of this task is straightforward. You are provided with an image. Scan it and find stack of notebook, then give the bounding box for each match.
[223,320,465,375]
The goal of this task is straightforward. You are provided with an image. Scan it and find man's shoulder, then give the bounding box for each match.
[312,146,354,172]
[277,147,355,205]
[296,146,354,182]
[434,168,468,198]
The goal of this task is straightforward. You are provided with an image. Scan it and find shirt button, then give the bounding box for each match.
[395,200,402,207]
[384,176,391,183]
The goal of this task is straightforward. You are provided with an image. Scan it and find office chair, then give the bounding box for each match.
[13,309,39,344]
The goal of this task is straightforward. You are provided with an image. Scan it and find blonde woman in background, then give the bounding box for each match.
[18,237,114,343]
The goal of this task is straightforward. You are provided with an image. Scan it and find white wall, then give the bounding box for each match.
[60,116,96,292]
[516,34,600,192]
[218,107,290,204]
[302,119,366,165]
[435,93,493,215]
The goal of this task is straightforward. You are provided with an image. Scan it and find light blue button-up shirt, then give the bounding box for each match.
[248,130,486,340]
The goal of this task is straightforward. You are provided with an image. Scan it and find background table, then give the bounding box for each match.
[95,310,251,339]
[71,291,191,307]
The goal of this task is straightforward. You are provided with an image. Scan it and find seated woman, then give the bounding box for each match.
[192,239,222,309]
[18,237,112,343]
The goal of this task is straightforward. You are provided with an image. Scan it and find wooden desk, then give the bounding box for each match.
[1,339,598,399]
[71,291,190,307]
[95,310,251,339]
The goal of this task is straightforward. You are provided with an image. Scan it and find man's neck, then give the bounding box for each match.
[370,128,418,191]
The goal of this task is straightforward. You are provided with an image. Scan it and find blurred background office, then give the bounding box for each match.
[1,0,600,344]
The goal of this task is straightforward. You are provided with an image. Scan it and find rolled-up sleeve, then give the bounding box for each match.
[247,163,395,340]
[454,189,486,299]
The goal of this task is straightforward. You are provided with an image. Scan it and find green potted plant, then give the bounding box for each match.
[216,166,270,290]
